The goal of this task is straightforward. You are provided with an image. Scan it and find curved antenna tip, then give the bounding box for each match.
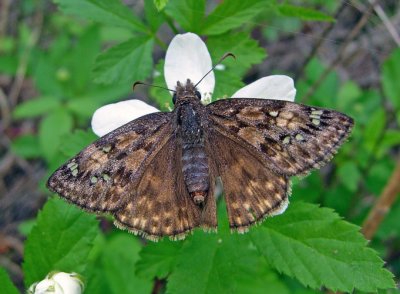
[132,81,176,93]
[223,52,236,60]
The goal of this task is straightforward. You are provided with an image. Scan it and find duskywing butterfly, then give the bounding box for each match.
[47,75,353,241]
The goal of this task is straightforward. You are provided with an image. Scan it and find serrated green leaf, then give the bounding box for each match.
[93,36,154,85]
[136,240,183,279]
[54,0,147,32]
[23,198,99,287]
[100,234,152,293]
[201,0,268,35]
[166,204,288,294]
[213,70,244,100]
[208,33,266,76]
[382,48,400,109]
[250,202,395,292]
[39,109,73,161]
[11,134,41,159]
[0,268,19,294]
[277,4,334,22]
[13,96,60,119]
[165,0,205,33]
[154,0,168,11]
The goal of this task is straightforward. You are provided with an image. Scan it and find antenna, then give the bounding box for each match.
[194,52,236,88]
[132,81,176,93]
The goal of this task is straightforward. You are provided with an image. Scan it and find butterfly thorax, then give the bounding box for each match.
[175,80,210,206]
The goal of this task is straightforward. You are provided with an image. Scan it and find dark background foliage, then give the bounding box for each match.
[0,0,399,293]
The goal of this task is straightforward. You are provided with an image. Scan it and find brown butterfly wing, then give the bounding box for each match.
[206,127,290,232]
[113,135,218,241]
[208,98,354,176]
[47,112,173,212]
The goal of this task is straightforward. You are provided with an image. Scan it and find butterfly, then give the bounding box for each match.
[47,78,353,241]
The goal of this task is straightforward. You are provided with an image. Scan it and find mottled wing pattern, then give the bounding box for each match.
[207,128,290,232]
[114,136,218,241]
[47,112,173,212]
[208,98,354,176]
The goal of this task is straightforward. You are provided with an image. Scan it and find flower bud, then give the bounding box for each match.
[28,271,84,294]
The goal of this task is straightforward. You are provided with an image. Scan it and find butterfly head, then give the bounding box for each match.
[172,79,201,105]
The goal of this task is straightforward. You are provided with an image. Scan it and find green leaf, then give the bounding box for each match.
[11,134,41,159]
[23,198,99,287]
[67,26,101,93]
[59,130,97,157]
[165,0,205,33]
[0,268,19,294]
[154,0,168,11]
[337,162,361,192]
[382,48,400,109]
[213,70,244,100]
[208,32,267,76]
[54,0,147,33]
[166,204,288,294]
[13,96,60,119]
[250,202,395,292]
[93,36,154,85]
[201,0,268,35]
[378,130,400,157]
[297,58,339,107]
[39,109,74,161]
[363,109,386,154]
[0,55,18,74]
[100,234,152,293]
[149,59,173,110]
[145,0,166,31]
[337,81,361,110]
[136,240,183,279]
[277,4,334,22]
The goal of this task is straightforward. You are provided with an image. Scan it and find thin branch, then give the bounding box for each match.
[368,0,400,46]
[0,0,11,37]
[294,1,348,81]
[301,0,379,102]
[361,159,400,240]
[8,4,43,107]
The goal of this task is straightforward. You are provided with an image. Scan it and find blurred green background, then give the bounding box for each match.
[0,0,399,293]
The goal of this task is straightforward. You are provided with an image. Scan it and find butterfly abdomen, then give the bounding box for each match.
[179,103,210,205]
[182,143,209,204]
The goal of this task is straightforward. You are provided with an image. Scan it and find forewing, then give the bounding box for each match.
[208,98,354,176]
[47,112,173,212]
[113,136,217,241]
[207,128,290,232]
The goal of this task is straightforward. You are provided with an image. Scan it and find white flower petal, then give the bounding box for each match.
[231,75,296,101]
[165,33,215,102]
[91,100,159,137]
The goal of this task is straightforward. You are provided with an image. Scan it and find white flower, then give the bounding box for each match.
[28,271,84,294]
[91,32,296,137]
